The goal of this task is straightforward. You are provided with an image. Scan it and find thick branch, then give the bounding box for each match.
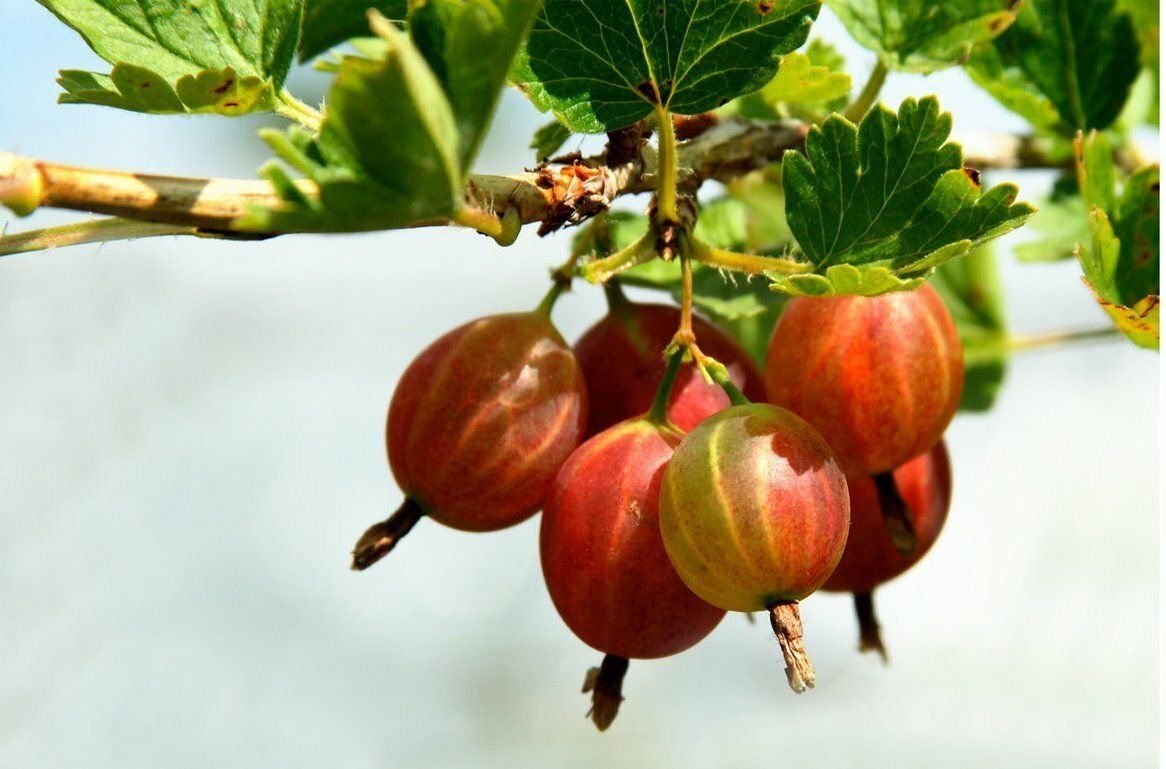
[1,120,1059,251]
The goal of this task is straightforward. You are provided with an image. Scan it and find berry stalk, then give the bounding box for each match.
[769,601,815,693]
[874,471,917,554]
[582,654,629,732]
[853,592,889,663]
[351,498,425,570]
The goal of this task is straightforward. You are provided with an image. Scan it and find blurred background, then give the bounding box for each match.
[0,5,1159,768]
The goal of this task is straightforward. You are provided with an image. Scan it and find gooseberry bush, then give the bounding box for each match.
[1,0,1158,732]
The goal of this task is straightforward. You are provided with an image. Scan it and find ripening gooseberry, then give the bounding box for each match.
[351,311,587,568]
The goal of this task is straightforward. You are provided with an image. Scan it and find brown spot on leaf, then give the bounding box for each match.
[962,166,982,187]
[213,78,235,95]
[756,0,776,13]
[1133,234,1152,268]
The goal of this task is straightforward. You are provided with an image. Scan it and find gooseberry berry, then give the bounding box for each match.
[659,402,850,692]
[351,311,587,568]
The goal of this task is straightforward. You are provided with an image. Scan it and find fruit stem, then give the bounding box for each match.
[350,498,425,570]
[654,105,679,223]
[582,654,629,731]
[874,472,917,554]
[704,360,751,406]
[581,232,656,283]
[687,235,812,276]
[843,59,888,123]
[678,248,695,336]
[768,601,815,693]
[853,592,889,664]
[645,348,686,426]
[535,281,568,318]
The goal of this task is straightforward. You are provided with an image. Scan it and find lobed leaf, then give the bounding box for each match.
[410,0,543,170]
[511,0,821,133]
[778,96,1034,293]
[1075,133,1160,349]
[965,0,1140,134]
[243,20,461,232]
[827,0,1019,73]
[39,0,303,115]
[1014,175,1088,263]
[728,50,851,121]
[299,0,406,61]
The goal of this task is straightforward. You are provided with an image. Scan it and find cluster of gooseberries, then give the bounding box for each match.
[351,273,963,731]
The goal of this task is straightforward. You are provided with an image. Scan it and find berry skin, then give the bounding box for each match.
[388,312,587,531]
[540,416,726,731]
[575,301,765,434]
[541,418,726,660]
[825,441,952,595]
[352,312,587,569]
[659,403,850,691]
[764,284,964,476]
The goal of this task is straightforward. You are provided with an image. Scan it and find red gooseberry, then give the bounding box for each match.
[351,310,587,568]
[824,441,952,661]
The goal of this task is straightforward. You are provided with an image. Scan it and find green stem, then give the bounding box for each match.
[0,218,196,257]
[688,236,812,275]
[581,232,656,283]
[704,357,751,406]
[645,348,686,426]
[843,60,888,123]
[535,280,567,318]
[654,105,679,223]
[452,205,521,246]
[275,91,324,132]
[963,327,1122,364]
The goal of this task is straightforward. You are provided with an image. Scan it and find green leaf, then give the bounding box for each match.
[725,176,795,253]
[39,0,303,115]
[410,0,543,169]
[1116,0,1159,127]
[1075,133,1160,349]
[728,51,851,121]
[930,245,1008,411]
[965,0,1140,134]
[779,96,1034,291]
[827,0,1019,73]
[531,118,573,161]
[299,0,406,61]
[511,0,821,133]
[243,19,461,232]
[1014,174,1088,263]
